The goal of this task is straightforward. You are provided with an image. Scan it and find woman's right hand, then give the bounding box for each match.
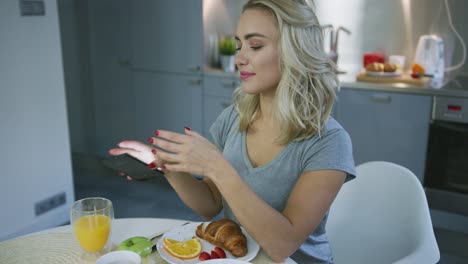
[108,140,160,180]
[108,140,156,164]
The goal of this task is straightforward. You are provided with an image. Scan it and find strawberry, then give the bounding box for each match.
[210,250,220,259]
[199,251,211,261]
[214,247,227,258]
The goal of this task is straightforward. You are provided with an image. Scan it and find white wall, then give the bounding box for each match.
[0,0,74,241]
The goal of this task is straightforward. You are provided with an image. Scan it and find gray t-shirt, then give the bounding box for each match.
[209,105,355,264]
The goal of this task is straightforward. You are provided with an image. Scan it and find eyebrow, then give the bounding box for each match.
[235,33,268,41]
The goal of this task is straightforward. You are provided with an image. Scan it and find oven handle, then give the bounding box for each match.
[433,120,468,132]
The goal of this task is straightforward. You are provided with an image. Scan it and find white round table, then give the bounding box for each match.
[0,218,296,264]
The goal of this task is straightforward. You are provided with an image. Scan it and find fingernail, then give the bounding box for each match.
[148,137,154,144]
[126,176,132,181]
[162,164,167,170]
[151,149,157,154]
[154,130,159,136]
[148,162,157,169]
[184,126,191,131]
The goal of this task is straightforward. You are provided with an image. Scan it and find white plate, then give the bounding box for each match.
[156,222,260,264]
[365,70,402,77]
[196,260,252,264]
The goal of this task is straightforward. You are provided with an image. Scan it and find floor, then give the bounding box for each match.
[72,153,468,264]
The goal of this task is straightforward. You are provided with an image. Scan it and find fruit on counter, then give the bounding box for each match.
[163,237,202,259]
[196,218,248,257]
[411,63,426,74]
[116,236,153,257]
[198,251,211,261]
[213,247,227,258]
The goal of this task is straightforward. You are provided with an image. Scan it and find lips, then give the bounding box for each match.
[240,71,256,80]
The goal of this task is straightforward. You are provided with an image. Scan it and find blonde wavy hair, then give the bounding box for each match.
[233,0,339,144]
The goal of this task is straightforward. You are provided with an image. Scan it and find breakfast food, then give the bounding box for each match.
[196,219,248,257]
[365,62,384,72]
[116,236,153,257]
[163,237,202,259]
[383,63,397,72]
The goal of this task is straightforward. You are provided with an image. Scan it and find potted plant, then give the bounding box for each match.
[219,37,236,72]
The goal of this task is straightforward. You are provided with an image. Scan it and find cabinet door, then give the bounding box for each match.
[203,96,232,138]
[133,71,203,140]
[130,0,202,74]
[88,0,135,156]
[335,89,432,182]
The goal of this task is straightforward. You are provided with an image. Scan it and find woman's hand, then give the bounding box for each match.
[149,128,228,180]
[108,140,156,164]
[108,140,163,180]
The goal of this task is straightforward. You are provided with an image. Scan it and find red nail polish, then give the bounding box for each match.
[154,130,159,136]
[184,127,191,131]
[148,162,157,169]
[151,149,157,154]
[162,164,167,170]
[148,137,154,144]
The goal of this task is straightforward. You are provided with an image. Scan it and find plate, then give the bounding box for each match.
[156,222,260,264]
[196,260,252,264]
[365,70,402,77]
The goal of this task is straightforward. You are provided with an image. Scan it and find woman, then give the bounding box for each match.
[109,0,355,262]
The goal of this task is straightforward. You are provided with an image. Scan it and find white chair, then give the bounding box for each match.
[326,161,440,264]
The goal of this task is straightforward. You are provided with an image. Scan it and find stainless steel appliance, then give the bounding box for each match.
[424,95,468,216]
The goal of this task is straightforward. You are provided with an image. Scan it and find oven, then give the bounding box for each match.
[424,95,468,216]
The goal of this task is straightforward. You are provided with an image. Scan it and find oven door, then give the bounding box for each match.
[424,120,468,216]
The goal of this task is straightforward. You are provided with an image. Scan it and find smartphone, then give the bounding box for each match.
[101,154,164,181]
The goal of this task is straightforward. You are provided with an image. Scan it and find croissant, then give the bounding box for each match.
[196,218,248,257]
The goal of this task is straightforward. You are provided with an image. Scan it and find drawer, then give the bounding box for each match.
[204,76,240,97]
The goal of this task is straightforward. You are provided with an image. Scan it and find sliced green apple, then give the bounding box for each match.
[116,236,153,257]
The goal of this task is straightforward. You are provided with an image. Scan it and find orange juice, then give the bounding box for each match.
[74,215,111,252]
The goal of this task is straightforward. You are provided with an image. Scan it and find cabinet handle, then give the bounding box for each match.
[221,102,231,108]
[189,79,202,85]
[222,81,238,88]
[370,94,392,103]
[188,66,201,73]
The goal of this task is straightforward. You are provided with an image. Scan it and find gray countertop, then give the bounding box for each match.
[203,67,468,98]
[339,72,468,98]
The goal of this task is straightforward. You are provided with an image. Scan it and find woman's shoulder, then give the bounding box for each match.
[300,117,351,146]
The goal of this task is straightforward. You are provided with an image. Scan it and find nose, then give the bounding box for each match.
[235,50,248,67]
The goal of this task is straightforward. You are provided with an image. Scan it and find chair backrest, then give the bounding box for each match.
[326,161,440,264]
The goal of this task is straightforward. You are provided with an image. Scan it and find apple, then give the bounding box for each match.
[116,236,153,257]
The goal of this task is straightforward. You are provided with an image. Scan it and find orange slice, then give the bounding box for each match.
[163,238,179,246]
[163,237,202,259]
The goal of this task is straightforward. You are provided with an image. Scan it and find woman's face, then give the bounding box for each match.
[235,8,281,96]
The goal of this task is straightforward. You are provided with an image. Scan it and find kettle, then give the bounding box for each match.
[414,35,445,87]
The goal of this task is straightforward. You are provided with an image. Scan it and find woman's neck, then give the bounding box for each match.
[257,93,275,123]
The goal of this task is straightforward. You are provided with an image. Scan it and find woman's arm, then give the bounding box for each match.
[164,173,223,219]
[214,164,346,262]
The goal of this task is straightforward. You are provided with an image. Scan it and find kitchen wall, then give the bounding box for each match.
[316,0,468,75]
[0,0,74,241]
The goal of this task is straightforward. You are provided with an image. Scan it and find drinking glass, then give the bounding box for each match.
[71,197,114,261]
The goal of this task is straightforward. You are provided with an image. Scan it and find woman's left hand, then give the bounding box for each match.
[149,128,227,179]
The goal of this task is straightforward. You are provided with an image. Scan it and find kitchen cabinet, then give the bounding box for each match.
[203,75,240,137]
[130,0,203,74]
[335,88,432,182]
[88,0,135,155]
[133,71,203,140]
